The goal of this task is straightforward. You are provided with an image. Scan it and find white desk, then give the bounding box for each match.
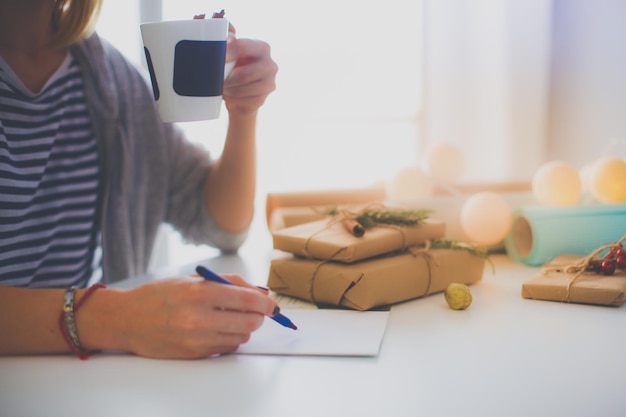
[1,250,625,417]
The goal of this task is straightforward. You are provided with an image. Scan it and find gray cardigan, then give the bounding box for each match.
[70,34,248,283]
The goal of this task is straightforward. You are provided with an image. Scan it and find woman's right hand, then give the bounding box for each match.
[79,275,277,359]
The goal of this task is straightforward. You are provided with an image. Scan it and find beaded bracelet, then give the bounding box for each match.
[58,283,106,360]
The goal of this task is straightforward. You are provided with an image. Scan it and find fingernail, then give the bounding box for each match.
[272,306,281,317]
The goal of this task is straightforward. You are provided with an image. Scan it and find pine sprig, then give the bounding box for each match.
[356,209,431,228]
[325,207,432,228]
[429,239,494,271]
[429,239,489,258]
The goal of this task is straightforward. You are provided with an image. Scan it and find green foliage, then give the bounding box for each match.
[429,239,489,259]
[325,207,432,228]
[356,209,432,228]
[429,239,494,271]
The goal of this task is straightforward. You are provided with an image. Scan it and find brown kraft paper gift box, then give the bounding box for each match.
[522,255,626,306]
[271,218,446,263]
[267,248,485,311]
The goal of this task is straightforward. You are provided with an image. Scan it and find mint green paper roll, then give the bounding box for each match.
[504,203,626,266]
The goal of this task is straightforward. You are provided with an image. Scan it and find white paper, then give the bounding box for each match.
[235,309,389,357]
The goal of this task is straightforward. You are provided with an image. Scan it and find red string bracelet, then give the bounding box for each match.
[58,283,106,360]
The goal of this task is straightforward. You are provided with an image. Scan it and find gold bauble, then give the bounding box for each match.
[444,283,472,310]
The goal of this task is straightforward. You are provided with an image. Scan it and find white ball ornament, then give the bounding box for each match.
[386,166,435,200]
[588,156,626,203]
[460,192,513,246]
[532,160,582,206]
[423,142,465,183]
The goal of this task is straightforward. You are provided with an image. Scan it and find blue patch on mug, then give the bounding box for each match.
[143,46,160,100]
[173,40,226,97]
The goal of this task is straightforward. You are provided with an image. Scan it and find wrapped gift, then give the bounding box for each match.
[522,255,626,306]
[267,248,485,311]
[272,218,446,263]
[268,205,330,231]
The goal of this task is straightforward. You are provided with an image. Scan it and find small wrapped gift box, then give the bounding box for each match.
[271,218,446,263]
[522,255,626,306]
[267,248,485,311]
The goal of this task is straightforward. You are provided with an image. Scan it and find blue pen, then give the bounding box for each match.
[195,265,298,330]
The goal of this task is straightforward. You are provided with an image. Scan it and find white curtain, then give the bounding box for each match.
[547,0,626,165]
[423,0,552,183]
[423,0,626,182]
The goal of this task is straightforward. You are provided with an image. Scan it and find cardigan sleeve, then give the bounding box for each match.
[74,33,248,282]
[161,124,249,251]
[106,42,250,251]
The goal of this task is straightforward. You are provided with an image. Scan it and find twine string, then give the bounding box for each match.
[305,204,386,302]
[304,203,409,258]
[303,204,432,306]
[302,219,338,260]
[307,242,438,307]
[407,240,437,297]
[308,249,343,305]
[541,234,626,302]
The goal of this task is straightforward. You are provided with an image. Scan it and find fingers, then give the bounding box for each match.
[202,281,276,317]
[211,281,274,316]
[206,308,265,334]
[225,39,277,83]
[224,38,278,114]
[221,273,269,294]
[146,333,247,360]
[162,300,264,359]
[224,72,277,113]
[222,273,252,287]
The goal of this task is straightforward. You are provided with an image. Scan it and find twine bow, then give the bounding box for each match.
[303,203,411,258]
[542,234,626,302]
[407,240,438,297]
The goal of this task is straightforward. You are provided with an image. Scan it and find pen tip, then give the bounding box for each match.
[289,323,298,330]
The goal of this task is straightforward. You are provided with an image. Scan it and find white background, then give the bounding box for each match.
[96,0,626,268]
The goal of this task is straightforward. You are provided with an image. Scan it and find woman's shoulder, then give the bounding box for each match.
[75,34,135,72]
[71,33,156,117]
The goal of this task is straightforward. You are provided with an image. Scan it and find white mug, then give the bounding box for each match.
[140,18,235,123]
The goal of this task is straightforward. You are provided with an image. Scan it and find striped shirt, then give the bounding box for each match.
[0,53,101,288]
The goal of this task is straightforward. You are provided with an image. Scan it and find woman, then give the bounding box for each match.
[0,0,279,359]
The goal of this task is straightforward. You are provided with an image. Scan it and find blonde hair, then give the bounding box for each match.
[51,0,103,48]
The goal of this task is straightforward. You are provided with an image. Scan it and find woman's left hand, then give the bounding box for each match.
[223,26,278,116]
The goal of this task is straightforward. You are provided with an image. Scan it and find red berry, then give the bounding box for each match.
[617,255,626,269]
[601,259,616,275]
[607,247,623,259]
